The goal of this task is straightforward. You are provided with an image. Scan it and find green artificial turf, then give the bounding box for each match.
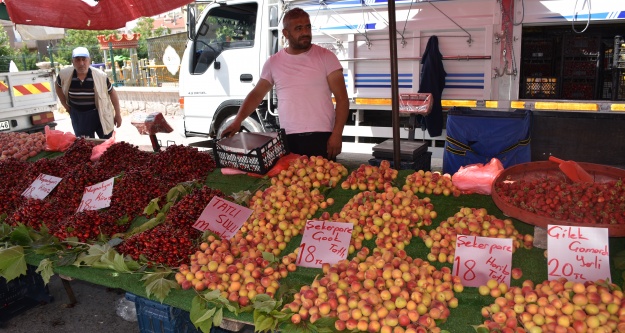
[22,168,625,333]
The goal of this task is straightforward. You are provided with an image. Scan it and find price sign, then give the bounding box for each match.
[297,220,353,268]
[22,173,62,200]
[192,197,252,240]
[547,225,611,283]
[77,177,115,212]
[453,235,513,287]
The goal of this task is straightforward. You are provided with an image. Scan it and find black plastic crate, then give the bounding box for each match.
[524,77,557,98]
[0,265,53,326]
[126,293,233,333]
[212,130,289,174]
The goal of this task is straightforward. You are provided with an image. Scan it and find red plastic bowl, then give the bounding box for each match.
[491,161,625,237]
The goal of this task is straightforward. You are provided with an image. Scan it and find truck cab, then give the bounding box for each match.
[179,0,279,139]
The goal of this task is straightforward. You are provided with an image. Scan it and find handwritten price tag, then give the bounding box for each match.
[297,220,353,268]
[22,173,62,200]
[192,197,252,240]
[547,225,611,283]
[453,235,513,287]
[77,177,115,212]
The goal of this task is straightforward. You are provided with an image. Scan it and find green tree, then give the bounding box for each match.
[55,29,119,65]
[132,17,155,59]
[14,45,39,71]
[0,27,15,71]
[154,26,171,37]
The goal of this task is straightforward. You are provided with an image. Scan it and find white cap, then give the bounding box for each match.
[72,47,90,58]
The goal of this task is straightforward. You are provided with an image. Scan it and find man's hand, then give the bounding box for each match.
[220,122,241,139]
[327,132,342,160]
[114,113,122,128]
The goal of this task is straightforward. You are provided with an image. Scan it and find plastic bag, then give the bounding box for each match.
[451,158,504,195]
[90,131,116,162]
[115,297,137,322]
[44,125,76,152]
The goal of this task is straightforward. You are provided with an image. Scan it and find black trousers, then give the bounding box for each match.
[285,131,332,159]
[69,108,112,139]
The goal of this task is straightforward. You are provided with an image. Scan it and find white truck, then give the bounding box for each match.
[178,0,625,163]
[0,69,58,133]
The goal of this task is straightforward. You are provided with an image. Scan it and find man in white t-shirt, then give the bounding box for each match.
[220,7,349,160]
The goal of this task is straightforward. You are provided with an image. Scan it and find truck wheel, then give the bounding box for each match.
[215,115,263,139]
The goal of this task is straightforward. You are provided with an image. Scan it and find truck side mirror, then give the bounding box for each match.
[214,61,221,70]
[187,5,196,40]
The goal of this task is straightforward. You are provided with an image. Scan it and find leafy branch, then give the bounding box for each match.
[252,294,289,333]
[190,289,239,333]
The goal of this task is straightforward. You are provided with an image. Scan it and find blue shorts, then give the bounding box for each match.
[69,108,112,139]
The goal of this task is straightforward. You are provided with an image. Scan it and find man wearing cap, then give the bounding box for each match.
[55,47,122,139]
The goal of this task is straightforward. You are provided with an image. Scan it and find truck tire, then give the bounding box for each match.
[215,115,264,139]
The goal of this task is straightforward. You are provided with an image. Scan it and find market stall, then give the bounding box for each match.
[1,132,624,333]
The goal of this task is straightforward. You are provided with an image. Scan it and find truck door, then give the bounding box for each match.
[181,2,260,136]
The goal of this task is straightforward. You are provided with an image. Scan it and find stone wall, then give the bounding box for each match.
[116,86,181,116]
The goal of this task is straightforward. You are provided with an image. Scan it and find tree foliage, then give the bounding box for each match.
[0,27,16,71]
[132,17,157,59]
[55,29,124,65]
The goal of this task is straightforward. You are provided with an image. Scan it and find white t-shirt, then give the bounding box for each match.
[260,44,343,134]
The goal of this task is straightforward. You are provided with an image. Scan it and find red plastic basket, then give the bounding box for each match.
[399,93,433,115]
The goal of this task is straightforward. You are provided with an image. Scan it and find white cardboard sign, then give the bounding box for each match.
[453,235,513,287]
[297,220,353,268]
[77,177,115,212]
[22,173,62,200]
[192,197,252,240]
[547,224,611,283]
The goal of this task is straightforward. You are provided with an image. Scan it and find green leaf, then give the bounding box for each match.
[195,307,216,324]
[33,243,64,255]
[73,243,111,266]
[254,294,272,303]
[124,257,142,271]
[36,258,54,285]
[253,297,277,314]
[222,301,237,314]
[212,307,223,327]
[160,201,174,214]
[203,289,221,301]
[112,253,131,273]
[143,198,161,215]
[124,216,164,238]
[0,222,13,239]
[145,275,179,302]
[9,224,32,246]
[256,316,275,333]
[269,310,288,320]
[166,184,189,202]
[190,296,215,333]
[0,246,27,281]
[56,252,79,267]
[471,325,490,333]
[141,271,171,285]
[262,252,276,263]
[253,313,267,331]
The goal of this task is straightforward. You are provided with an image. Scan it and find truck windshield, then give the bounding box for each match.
[193,3,257,74]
